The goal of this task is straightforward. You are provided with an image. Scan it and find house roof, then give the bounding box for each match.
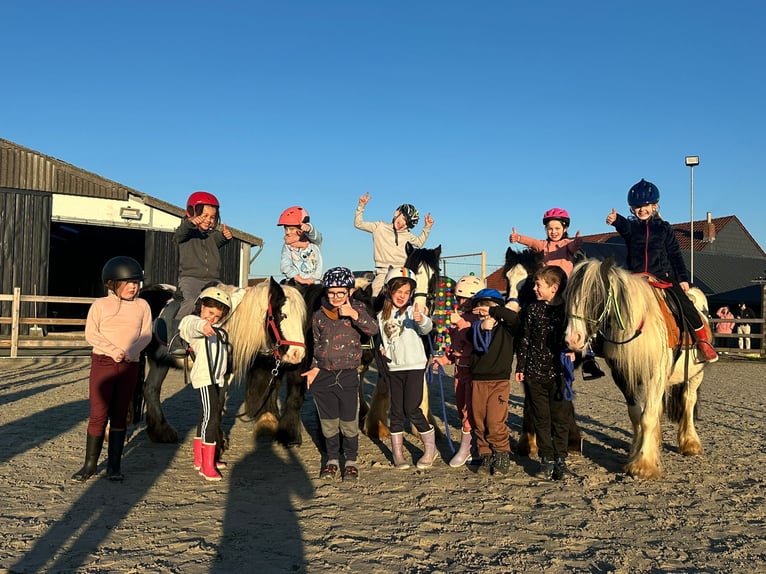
[0,138,263,247]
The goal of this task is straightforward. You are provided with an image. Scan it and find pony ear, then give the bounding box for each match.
[434,244,442,258]
[405,242,414,255]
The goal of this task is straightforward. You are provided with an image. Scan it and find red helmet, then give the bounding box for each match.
[186,191,220,218]
[542,208,570,227]
[278,206,310,227]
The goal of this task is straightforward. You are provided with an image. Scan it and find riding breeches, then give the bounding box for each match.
[87,354,140,436]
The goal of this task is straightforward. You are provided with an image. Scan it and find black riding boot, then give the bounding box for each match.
[72,434,104,482]
[107,429,127,481]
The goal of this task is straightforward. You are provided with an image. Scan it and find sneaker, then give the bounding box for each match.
[537,457,554,480]
[343,465,360,481]
[319,463,339,480]
[476,454,492,475]
[552,457,568,481]
[491,451,511,476]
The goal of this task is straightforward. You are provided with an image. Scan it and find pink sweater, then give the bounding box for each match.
[85,293,152,362]
[515,235,583,277]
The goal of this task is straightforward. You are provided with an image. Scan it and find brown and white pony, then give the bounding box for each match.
[564,258,708,479]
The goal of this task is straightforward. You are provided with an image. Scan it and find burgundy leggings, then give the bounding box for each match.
[87,354,140,436]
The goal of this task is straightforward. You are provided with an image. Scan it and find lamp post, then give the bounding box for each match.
[685,155,700,283]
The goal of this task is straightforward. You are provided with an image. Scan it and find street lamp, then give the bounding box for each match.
[685,155,700,283]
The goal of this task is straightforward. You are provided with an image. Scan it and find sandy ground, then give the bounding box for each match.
[1,356,765,574]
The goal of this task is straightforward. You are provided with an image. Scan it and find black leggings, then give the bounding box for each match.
[668,283,703,330]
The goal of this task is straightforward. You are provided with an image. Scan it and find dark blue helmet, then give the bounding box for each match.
[472,288,505,305]
[627,179,660,207]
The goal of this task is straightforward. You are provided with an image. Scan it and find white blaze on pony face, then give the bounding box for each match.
[505,264,528,303]
[276,284,307,364]
[565,316,588,352]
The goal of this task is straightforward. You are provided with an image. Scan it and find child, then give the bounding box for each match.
[514,266,573,481]
[278,205,323,285]
[302,267,379,481]
[469,288,520,476]
[715,306,735,349]
[510,208,604,379]
[354,192,435,296]
[606,179,718,362]
[378,267,436,469]
[179,286,232,481]
[167,191,232,354]
[73,256,152,482]
[431,274,484,467]
[509,208,583,277]
[174,191,232,317]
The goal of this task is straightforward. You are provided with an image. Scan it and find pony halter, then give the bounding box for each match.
[266,296,305,359]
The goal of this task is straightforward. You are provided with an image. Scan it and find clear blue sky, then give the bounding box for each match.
[3,1,764,280]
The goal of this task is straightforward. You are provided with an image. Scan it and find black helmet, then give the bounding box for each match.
[627,179,660,207]
[102,256,144,283]
[394,204,419,229]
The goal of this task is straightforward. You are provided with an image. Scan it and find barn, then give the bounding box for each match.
[0,138,263,334]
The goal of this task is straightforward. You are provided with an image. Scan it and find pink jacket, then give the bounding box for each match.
[515,235,583,277]
[715,307,735,334]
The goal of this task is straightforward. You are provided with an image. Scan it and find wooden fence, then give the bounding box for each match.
[0,288,94,358]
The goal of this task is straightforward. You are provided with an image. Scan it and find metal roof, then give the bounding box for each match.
[0,138,263,247]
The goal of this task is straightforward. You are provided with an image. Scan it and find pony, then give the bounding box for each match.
[564,258,709,479]
[362,243,442,440]
[136,278,308,447]
[502,247,583,457]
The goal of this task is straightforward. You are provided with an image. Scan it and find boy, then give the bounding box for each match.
[469,288,521,476]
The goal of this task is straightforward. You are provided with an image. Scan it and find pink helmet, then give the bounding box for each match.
[542,208,570,227]
[277,206,310,227]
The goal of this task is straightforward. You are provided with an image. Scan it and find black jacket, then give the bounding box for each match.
[613,214,689,283]
[470,305,520,382]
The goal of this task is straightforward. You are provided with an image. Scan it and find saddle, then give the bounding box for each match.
[635,274,710,350]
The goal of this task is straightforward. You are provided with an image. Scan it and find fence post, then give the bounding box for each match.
[11,287,21,358]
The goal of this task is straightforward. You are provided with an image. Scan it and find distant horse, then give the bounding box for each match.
[137,278,308,446]
[564,258,709,479]
[502,247,583,457]
[363,243,442,440]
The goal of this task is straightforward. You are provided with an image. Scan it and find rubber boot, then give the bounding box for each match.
[694,326,719,363]
[449,431,473,467]
[390,432,410,470]
[72,434,104,482]
[106,429,127,481]
[416,428,438,469]
[193,437,202,471]
[200,442,222,481]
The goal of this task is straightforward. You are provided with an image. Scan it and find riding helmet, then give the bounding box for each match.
[472,288,505,306]
[627,179,660,207]
[394,204,419,229]
[198,286,232,309]
[384,266,417,290]
[455,274,485,298]
[322,267,355,289]
[186,191,220,218]
[542,207,570,227]
[101,256,144,284]
[277,206,310,227]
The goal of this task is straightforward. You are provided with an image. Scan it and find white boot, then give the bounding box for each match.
[416,428,438,469]
[390,432,410,470]
[449,431,473,467]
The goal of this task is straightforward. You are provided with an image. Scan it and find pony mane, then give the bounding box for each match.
[567,259,669,394]
[222,281,307,380]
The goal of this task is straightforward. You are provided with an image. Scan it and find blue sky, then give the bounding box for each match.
[3,1,764,280]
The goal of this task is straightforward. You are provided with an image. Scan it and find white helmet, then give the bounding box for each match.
[384,266,417,289]
[455,274,484,298]
[198,286,231,309]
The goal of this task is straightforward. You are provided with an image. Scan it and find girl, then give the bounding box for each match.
[179,286,232,481]
[431,274,484,467]
[354,192,434,296]
[302,267,379,481]
[73,256,152,482]
[278,205,323,285]
[509,208,582,277]
[606,179,718,363]
[378,267,436,469]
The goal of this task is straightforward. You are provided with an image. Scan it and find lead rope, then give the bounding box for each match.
[427,336,456,454]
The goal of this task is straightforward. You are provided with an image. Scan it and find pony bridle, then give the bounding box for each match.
[570,282,645,346]
[266,297,305,359]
